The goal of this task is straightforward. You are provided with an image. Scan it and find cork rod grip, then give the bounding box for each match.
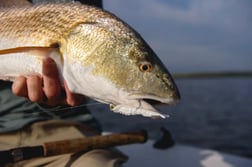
[43,130,147,156]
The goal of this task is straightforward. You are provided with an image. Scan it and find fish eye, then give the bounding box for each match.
[110,104,115,111]
[139,62,152,72]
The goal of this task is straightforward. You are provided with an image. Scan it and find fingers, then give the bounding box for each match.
[64,81,83,106]
[12,76,28,97]
[42,57,61,105]
[27,75,43,102]
[12,57,84,106]
[42,57,83,106]
[12,75,43,102]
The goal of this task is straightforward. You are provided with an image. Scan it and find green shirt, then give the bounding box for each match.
[0,81,100,133]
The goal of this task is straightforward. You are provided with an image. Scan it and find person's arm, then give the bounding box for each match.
[12,57,83,106]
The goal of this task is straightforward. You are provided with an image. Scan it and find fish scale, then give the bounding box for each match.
[0,2,180,118]
[0,4,97,48]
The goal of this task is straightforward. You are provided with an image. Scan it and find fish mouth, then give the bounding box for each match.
[144,99,166,106]
[144,97,178,106]
[130,92,180,106]
[110,93,180,119]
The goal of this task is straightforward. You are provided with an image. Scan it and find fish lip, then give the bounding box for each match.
[128,94,179,106]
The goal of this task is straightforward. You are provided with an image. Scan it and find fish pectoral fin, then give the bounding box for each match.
[0,46,58,55]
[0,46,63,63]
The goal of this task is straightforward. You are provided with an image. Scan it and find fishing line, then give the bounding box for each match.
[41,102,105,118]
[57,102,103,111]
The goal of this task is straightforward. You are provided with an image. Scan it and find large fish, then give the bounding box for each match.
[0,1,180,118]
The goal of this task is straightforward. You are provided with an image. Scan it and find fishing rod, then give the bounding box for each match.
[0,130,147,164]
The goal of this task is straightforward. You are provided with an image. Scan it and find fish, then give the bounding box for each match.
[0,1,180,118]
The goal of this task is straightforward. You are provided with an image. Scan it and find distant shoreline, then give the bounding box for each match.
[173,71,252,79]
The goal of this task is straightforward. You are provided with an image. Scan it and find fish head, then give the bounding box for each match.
[104,34,181,118]
[62,12,180,118]
[121,40,180,104]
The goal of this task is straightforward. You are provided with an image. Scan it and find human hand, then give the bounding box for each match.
[12,57,83,106]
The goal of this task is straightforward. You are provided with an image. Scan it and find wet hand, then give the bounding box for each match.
[12,57,83,106]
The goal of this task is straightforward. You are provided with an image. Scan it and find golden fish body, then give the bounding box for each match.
[0,3,180,118]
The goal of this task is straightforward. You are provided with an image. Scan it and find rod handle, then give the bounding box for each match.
[44,130,147,156]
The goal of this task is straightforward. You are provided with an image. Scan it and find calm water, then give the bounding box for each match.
[89,78,252,157]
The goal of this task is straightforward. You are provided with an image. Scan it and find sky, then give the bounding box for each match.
[104,0,252,73]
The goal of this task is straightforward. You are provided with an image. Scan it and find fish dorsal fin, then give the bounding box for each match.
[0,0,32,7]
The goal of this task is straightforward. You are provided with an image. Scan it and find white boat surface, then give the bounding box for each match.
[118,141,252,167]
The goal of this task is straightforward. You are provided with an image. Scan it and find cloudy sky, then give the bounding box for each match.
[104,0,252,73]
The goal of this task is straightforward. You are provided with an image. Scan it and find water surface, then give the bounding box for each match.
[90,78,252,157]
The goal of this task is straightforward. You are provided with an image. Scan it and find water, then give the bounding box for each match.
[89,78,252,158]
